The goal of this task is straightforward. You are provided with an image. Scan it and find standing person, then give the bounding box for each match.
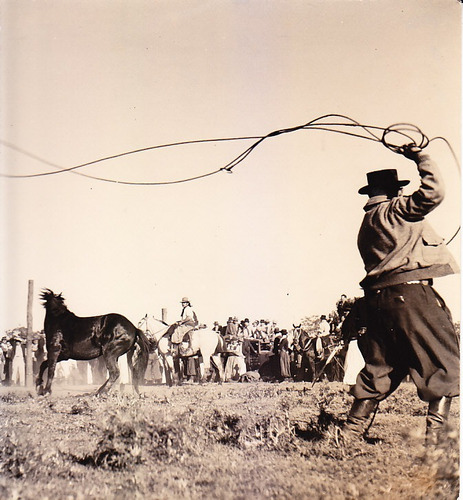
[241,337,258,372]
[224,317,239,343]
[336,294,348,317]
[3,338,13,385]
[278,330,292,381]
[224,339,247,381]
[268,321,278,341]
[212,321,223,335]
[185,357,198,382]
[11,335,25,386]
[318,315,331,337]
[250,320,259,338]
[169,297,199,357]
[258,320,269,342]
[342,145,459,446]
[1,338,11,384]
[238,318,252,339]
[313,315,331,379]
[0,344,5,384]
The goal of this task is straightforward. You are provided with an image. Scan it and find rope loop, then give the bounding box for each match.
[381,123,429,153]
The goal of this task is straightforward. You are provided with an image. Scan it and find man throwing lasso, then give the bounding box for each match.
[342,144,460,446]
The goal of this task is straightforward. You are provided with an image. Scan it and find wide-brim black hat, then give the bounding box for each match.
[359,169,410,195]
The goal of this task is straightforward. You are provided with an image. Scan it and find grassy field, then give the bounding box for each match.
[0,381,459,499]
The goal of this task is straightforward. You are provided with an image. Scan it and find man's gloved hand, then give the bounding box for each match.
[398,143,422,160]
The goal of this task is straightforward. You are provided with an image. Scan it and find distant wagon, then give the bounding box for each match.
[248,340,272,371]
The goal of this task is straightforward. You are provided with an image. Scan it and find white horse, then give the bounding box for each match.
[138,315,229,386]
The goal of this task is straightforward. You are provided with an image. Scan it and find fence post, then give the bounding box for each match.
[161,308,168,324]
[25,279,34,387]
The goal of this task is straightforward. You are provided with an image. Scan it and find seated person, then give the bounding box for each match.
[167,297,199,356]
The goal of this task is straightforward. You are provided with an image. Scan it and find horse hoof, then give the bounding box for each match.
[95,388,109,398]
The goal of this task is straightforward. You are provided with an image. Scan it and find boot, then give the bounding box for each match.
[342,398,379,441]
[179,335,195,357]
[426,397,452,445]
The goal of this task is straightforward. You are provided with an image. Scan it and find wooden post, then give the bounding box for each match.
[25,280,34,387]
[161,308,168,324]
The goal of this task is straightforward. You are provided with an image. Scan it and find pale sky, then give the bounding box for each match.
[0,0,461,333]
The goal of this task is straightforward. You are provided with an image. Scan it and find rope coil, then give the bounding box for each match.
[380,123,429,153]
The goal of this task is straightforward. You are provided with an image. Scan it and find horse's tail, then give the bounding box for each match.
[217,334,226,353]
[128,329,150,394]
[217,334,231,354]
[217,335,239,356]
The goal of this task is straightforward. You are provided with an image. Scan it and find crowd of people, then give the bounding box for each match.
[0,329,46,387]
[178,291,365,384]
[214,317,280,343]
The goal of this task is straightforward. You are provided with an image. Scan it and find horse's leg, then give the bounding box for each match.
[35,359,49,395]
[173,356,183,385]
[96,342,127,395]
[169,343,184,385]
[163,354,176,387]
[129,331,149,395]
[302,353,311,381]
[96,353,120,395]
[41,348,63,395]
[211,354,225,383]
[308,354,317,382]
[126,344,141,395]
[198,357,205,380]
[194,357,201,382]
[200,352,213,383]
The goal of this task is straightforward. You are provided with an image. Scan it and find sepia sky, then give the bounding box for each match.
[0,0,460,333]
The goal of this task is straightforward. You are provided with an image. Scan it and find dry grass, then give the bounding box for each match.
[0,381,459,499]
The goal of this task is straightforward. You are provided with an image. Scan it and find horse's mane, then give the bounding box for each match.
[40,289,69,316]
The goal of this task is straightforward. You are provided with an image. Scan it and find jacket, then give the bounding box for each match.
[358,152,459,289]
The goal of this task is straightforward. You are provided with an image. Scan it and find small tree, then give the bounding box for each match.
[301,315,320,336]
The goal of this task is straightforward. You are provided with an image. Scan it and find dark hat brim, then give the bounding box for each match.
[358,179,410,195]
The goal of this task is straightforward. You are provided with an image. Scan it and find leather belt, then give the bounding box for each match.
[405,279,433,286]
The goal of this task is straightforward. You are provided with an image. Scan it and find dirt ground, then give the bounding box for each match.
[0,380,459,500]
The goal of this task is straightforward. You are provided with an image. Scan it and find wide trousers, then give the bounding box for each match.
[351,283,459,402]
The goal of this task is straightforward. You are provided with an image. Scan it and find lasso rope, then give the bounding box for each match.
[1,113,459,241]
[0,114,438,183]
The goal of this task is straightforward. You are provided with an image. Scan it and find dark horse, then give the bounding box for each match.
[37,289,150,396]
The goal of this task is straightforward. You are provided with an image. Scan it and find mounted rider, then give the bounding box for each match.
[315,315,331,358]
[168,297,199,356]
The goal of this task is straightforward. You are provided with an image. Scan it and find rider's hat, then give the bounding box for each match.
[180,297,190,303]
[359,169,409,195]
